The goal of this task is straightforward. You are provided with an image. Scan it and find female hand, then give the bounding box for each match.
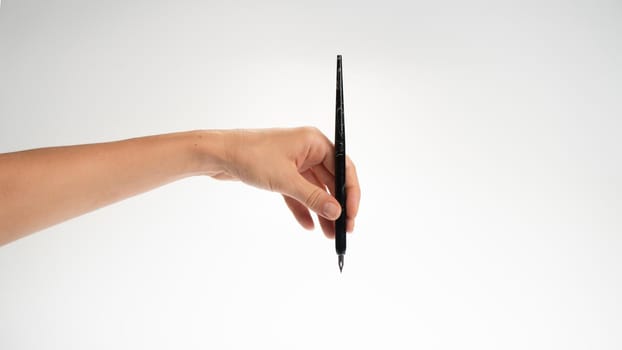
[0,127,359,245]
[218,127,360,238]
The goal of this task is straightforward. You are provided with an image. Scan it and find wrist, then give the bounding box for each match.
[189,130,236,179]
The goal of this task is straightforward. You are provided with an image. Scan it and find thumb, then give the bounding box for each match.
[284,172,342,220]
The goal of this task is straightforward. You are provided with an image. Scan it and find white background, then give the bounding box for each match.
[1,0,621,349]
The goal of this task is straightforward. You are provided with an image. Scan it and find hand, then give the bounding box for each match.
[219,127,360,238]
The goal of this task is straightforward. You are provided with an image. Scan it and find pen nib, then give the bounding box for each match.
[338,254,344,273]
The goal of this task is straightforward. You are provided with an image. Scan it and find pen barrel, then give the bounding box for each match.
[335,151,347,254]
[335,55,346,255]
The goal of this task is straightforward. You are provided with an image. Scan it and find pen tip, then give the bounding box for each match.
[338,254,344,273]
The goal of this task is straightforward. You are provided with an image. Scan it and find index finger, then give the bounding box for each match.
[345,156,360,231]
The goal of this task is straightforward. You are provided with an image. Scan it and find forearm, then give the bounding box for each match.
[0,130,227,245]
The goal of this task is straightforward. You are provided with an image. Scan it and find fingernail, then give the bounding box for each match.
[323,202,340,219]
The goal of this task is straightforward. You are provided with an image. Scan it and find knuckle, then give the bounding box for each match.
[347,161,356,172]
[346,156,356,170]
[300,126,320,141]
[304,187,324,209]
[302,126,320,134]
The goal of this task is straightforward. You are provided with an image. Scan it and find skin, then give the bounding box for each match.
[0,127,360,246]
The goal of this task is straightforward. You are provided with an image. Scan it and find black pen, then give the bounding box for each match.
[335,55,347,273]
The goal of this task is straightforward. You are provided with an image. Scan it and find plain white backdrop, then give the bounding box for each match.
[1,0,621,349]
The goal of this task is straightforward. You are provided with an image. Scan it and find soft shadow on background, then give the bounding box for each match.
[1,0,621,349]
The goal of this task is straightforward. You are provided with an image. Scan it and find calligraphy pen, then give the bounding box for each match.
[334,55,347,273]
